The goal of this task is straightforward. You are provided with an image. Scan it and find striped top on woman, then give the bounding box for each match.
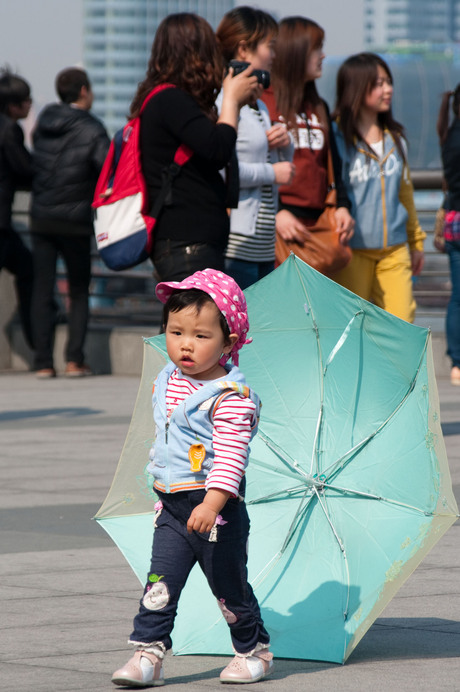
[225,106,277,263]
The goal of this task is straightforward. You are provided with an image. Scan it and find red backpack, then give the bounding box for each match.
[92,84,193,271]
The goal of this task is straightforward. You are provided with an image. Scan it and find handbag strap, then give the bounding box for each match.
[325,147,337,207]
[315,99,337,207]
[140,85,193,218]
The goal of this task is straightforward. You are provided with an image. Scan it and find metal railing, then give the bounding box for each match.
[11,177,450,331]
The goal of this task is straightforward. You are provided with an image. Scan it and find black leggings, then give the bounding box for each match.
[31,232,91,369]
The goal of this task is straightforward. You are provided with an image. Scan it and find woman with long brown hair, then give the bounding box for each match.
[262,16,353,249]
[132,13,259,282]
[332,52,425,323]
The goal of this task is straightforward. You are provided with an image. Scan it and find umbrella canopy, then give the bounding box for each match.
[95,255,458,663]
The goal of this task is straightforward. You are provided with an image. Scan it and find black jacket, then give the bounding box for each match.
[442,119,460,211]
[0,113,33,230]
[140,87,236,248]
[31,103,109,233]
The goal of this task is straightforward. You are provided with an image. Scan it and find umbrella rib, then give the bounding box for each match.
[293,262,353,480]
[250,490,316,590]
[321,334,430,481]
[246,484,310,504]
[298,261,365,479]
[310,405,323,478]
[279,489,315,554]
[310,312,358,477]
[323,482,459,517]
[314,487,350,621]
[250,551,284,590]
[258,430,312,481]
[314,487,346,554]
[323,310,365,373]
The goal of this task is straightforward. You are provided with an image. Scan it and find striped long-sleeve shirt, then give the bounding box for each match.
[166,369,256,497]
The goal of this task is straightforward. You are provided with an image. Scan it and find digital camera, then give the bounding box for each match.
[228,60,270,89]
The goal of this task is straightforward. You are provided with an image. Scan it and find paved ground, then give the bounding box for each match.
[0,371,459,692]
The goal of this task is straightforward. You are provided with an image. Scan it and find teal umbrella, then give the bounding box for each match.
[95,254,458,663]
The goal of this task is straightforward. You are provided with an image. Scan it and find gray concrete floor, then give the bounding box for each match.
[0,372,459,691]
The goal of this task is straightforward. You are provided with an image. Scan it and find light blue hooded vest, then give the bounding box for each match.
[332,123,409,249]
[147,361,261,494]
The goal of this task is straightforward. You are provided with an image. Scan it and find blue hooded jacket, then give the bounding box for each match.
[332,124,410,249]
[147,361,261,494]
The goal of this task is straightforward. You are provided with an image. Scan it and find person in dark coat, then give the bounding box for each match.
[437,85,460,386]
[0,69,34,349]
[31,67,110,378]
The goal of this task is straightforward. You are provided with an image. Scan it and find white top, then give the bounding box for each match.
[370,139,384,159]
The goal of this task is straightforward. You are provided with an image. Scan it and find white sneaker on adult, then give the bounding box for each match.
[111,649,164,687]
[220,645,273,684]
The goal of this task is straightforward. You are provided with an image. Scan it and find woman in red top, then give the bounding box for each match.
[262,16,354,246]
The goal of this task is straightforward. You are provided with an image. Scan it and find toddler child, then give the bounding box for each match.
[112,269,273,687]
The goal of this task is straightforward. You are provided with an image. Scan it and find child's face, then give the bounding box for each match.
[165,302,237,380]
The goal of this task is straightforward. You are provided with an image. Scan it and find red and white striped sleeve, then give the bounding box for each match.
[206,392,257,497]
[165,368,201,417]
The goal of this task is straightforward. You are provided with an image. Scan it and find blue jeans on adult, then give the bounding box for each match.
[224,258,274,291]
[445,240,460,368]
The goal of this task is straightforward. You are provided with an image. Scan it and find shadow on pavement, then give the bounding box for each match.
[0,407,102,422]
[351,617,460,662]
[442,421,460,436]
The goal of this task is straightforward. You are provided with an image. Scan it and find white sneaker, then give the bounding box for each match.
[112,649,164,687]
[220,645,273,684]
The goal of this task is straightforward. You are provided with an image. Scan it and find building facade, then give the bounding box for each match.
[364,0,460,47]
[83,0,233,134]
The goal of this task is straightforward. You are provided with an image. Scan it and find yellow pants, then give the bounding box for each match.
[333,243,416,323]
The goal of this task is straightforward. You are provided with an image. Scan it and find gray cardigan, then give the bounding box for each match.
[217,94,294,237]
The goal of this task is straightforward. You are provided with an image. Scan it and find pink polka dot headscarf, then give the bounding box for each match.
[155,269,251,366]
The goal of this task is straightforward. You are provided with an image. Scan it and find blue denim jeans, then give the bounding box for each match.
[445,240,460,367]
[225,258,274,291]
[130,489,269,654]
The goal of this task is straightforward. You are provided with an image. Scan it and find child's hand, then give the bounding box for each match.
[187,503,217,534]
[186,489,231,534]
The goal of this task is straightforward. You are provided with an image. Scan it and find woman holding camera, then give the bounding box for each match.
[262,16,353,257]
[216,6,295,289]
[132,13,260,282]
